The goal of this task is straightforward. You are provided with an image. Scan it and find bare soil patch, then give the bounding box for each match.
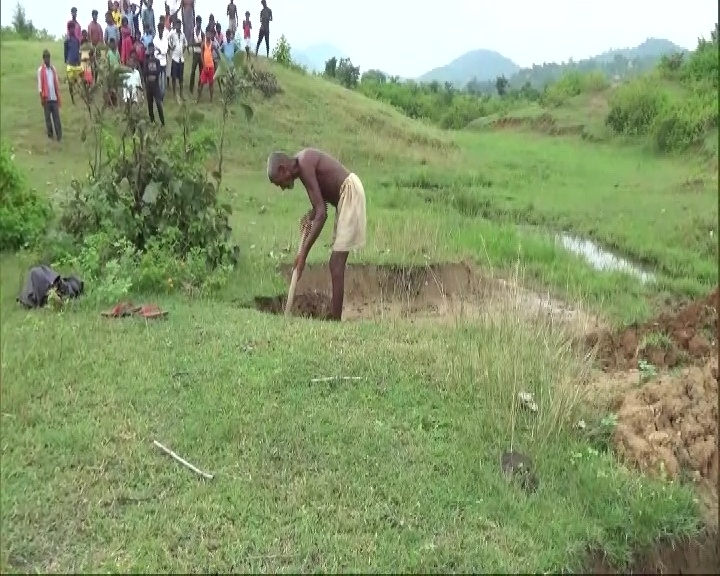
[588,288,718,370]
[252,262,599,333]
[590,528,719,574]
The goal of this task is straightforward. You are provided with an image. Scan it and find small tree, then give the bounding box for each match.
[11,2,36,40]
[324,56,337,78]
[336,57,360,89]
[55,52,281,298]
[495,75,509,97]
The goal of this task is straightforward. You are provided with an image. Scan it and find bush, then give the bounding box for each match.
[682,27,719,87]
[653,92,718,152]
[605,79,668,135]
[49,55,277,303]
[0,141,52,251]
[542,71,609,107]
[271,35,306,74]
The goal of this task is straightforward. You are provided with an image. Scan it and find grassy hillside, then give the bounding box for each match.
[1,38,717,573]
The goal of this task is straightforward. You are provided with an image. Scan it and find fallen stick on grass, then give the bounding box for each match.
[153,440,214,480]
[310,376,364,383]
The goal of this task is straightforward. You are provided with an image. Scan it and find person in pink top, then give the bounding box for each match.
[68,7,83,42]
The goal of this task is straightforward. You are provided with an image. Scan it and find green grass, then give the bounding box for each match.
[1,39,716,573]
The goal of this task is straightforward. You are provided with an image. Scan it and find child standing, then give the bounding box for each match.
[197,28,215,103]
[120,16,134,64]
[242,11,252,60]
[104,11,120,46]
[143,42,165,125]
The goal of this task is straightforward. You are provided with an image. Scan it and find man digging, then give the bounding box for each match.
[267,149,367,321]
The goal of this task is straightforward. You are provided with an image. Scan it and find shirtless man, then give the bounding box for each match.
[267,149,367,321]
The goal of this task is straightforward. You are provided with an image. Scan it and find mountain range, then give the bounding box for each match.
[416,38,687,86]
[289,38,688,84]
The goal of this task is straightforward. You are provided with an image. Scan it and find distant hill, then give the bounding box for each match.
[419,38,688,88]
[417,49,521,86]
[592,38,689,63]
[292,43,348,73]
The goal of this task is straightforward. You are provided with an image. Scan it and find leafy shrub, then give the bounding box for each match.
[0,141,52,251]
[605,79,668,135]
[542,71,609,107]
[271,34,306,74]
[653,92,718,152]
[50,54,277,302]
[324,56,360,89]
[682,26,719,87]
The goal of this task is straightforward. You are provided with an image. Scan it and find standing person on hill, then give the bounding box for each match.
[181,0,195,44]
[188,15,203,93]
[67,7,83,42]
[255,0,272,58]
[241,11,251,60]
[111,1,122,26]
[141,0,156,36]
[88,10,103,46]
[196,27,215,103]
[120,16,134,64]
[215,22,224,48]
[266,149,367,321]
[64,21,82,89]
[143,42,165,125]
[104,11,120,46]
[168,18,187,99]
[121,1,135,38]
[154,16,169,99]
[38,49,62,142]
[226,0,238,34]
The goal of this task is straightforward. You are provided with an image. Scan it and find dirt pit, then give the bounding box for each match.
[252,262,599,332]
[588,288,718,370]
[589,528,719,574]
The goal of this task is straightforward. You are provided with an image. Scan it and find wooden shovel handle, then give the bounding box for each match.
[284,222,310,317]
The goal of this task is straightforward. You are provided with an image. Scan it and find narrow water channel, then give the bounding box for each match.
[556,234,656,283]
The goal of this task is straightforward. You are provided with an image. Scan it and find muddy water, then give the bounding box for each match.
[557,234,656,283]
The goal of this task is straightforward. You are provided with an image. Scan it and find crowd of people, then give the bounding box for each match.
[38,0,274,139]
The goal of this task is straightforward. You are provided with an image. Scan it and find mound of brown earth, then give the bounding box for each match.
[612,357,718,487]
[589,288,718,370]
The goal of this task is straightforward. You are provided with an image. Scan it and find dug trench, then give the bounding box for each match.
[250,265,719,572]
[251,261,598,333]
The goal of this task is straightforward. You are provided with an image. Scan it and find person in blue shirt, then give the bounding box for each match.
[141,0,156,37]
[222,30,238,61]
[104,11,120,45]
[141,23,154,49]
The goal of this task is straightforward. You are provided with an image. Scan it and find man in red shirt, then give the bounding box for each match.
[88,10,104,46]
[67,7,83,42]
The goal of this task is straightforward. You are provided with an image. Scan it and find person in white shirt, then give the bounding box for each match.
[168,18,188,99]
[153,16,169,100]
[123,51,142,103]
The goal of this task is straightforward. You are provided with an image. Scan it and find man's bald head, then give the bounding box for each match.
[267,151,298,189]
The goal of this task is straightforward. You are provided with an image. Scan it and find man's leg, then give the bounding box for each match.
[155,88,165,126]
[171,61,177,96]
[43,102,54,139]
[255,31,262,56]
[178,61,185,98]
[49,101,62,141]
[189,53,198,92]
[328,251,349,321]
[208,75,214,102]
[264,30,270,58]
[146,86,155,122]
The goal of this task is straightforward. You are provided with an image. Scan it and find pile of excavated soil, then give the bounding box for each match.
[588,288,718,370]
[612,357,718,486]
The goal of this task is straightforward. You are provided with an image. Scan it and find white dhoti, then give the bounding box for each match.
[332,173,367,252]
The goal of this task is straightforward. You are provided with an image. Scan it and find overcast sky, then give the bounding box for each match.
[2,0,716,76]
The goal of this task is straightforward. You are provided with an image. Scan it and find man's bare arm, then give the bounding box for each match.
[298,167,327,258]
